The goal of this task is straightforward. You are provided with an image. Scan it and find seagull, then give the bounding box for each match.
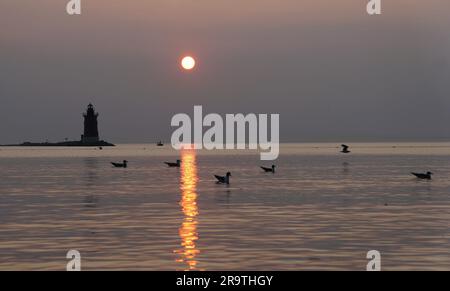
[261,165,276,173]
[165,160,181,168]
[411,172,433,180]
[341,144,351,154]
[214,172,232,184]
[111,160,128,168]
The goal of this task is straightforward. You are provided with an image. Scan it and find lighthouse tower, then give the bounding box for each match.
[81,103,100,143]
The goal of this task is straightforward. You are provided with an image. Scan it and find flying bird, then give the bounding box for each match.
[214,172,232,184]
[411,172,433,180]
[261,165,276,173]
[341,144,351,154]
[111,160,128,168]
[165,160,181,168]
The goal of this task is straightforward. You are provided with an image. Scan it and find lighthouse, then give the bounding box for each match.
[5,103,114,147]
[81,103,100,143]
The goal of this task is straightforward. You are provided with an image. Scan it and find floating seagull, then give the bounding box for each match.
[214,172,232,184]
[411,172,433,180]
[341,144,351,154]
[165,160,181,168]
[261,165,276,173]
[111,160,128,168]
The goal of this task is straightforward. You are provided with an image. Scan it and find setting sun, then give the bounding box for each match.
[181,56,196,70]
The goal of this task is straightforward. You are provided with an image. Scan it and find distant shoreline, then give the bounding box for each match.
[0,141,115,147]
[2,141,450,149]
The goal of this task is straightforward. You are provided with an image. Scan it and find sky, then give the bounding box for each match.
[1,0,449,143]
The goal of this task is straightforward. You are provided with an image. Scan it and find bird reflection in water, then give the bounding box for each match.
[174,149,201,270]
[83,158,99,208]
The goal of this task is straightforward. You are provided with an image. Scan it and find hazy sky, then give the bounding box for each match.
[1,0,449,143]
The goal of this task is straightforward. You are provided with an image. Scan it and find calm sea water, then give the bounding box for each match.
[0,143,449,271]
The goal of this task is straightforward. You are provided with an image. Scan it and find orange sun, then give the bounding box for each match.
[181,56,196,70]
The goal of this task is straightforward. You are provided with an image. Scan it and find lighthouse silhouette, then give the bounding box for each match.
[81,103,100,143]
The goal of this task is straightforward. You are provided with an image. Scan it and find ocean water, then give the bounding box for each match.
[0,143,449,271]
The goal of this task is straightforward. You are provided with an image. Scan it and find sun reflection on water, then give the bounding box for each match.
[174,149,200,270]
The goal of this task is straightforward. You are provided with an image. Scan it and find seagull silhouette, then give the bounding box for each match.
[261,165,276,173]
[164,160,181,168]
[214,172,232,184]
[411,172,433,180]
[341,144,351,154]
[111,160,128,168]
